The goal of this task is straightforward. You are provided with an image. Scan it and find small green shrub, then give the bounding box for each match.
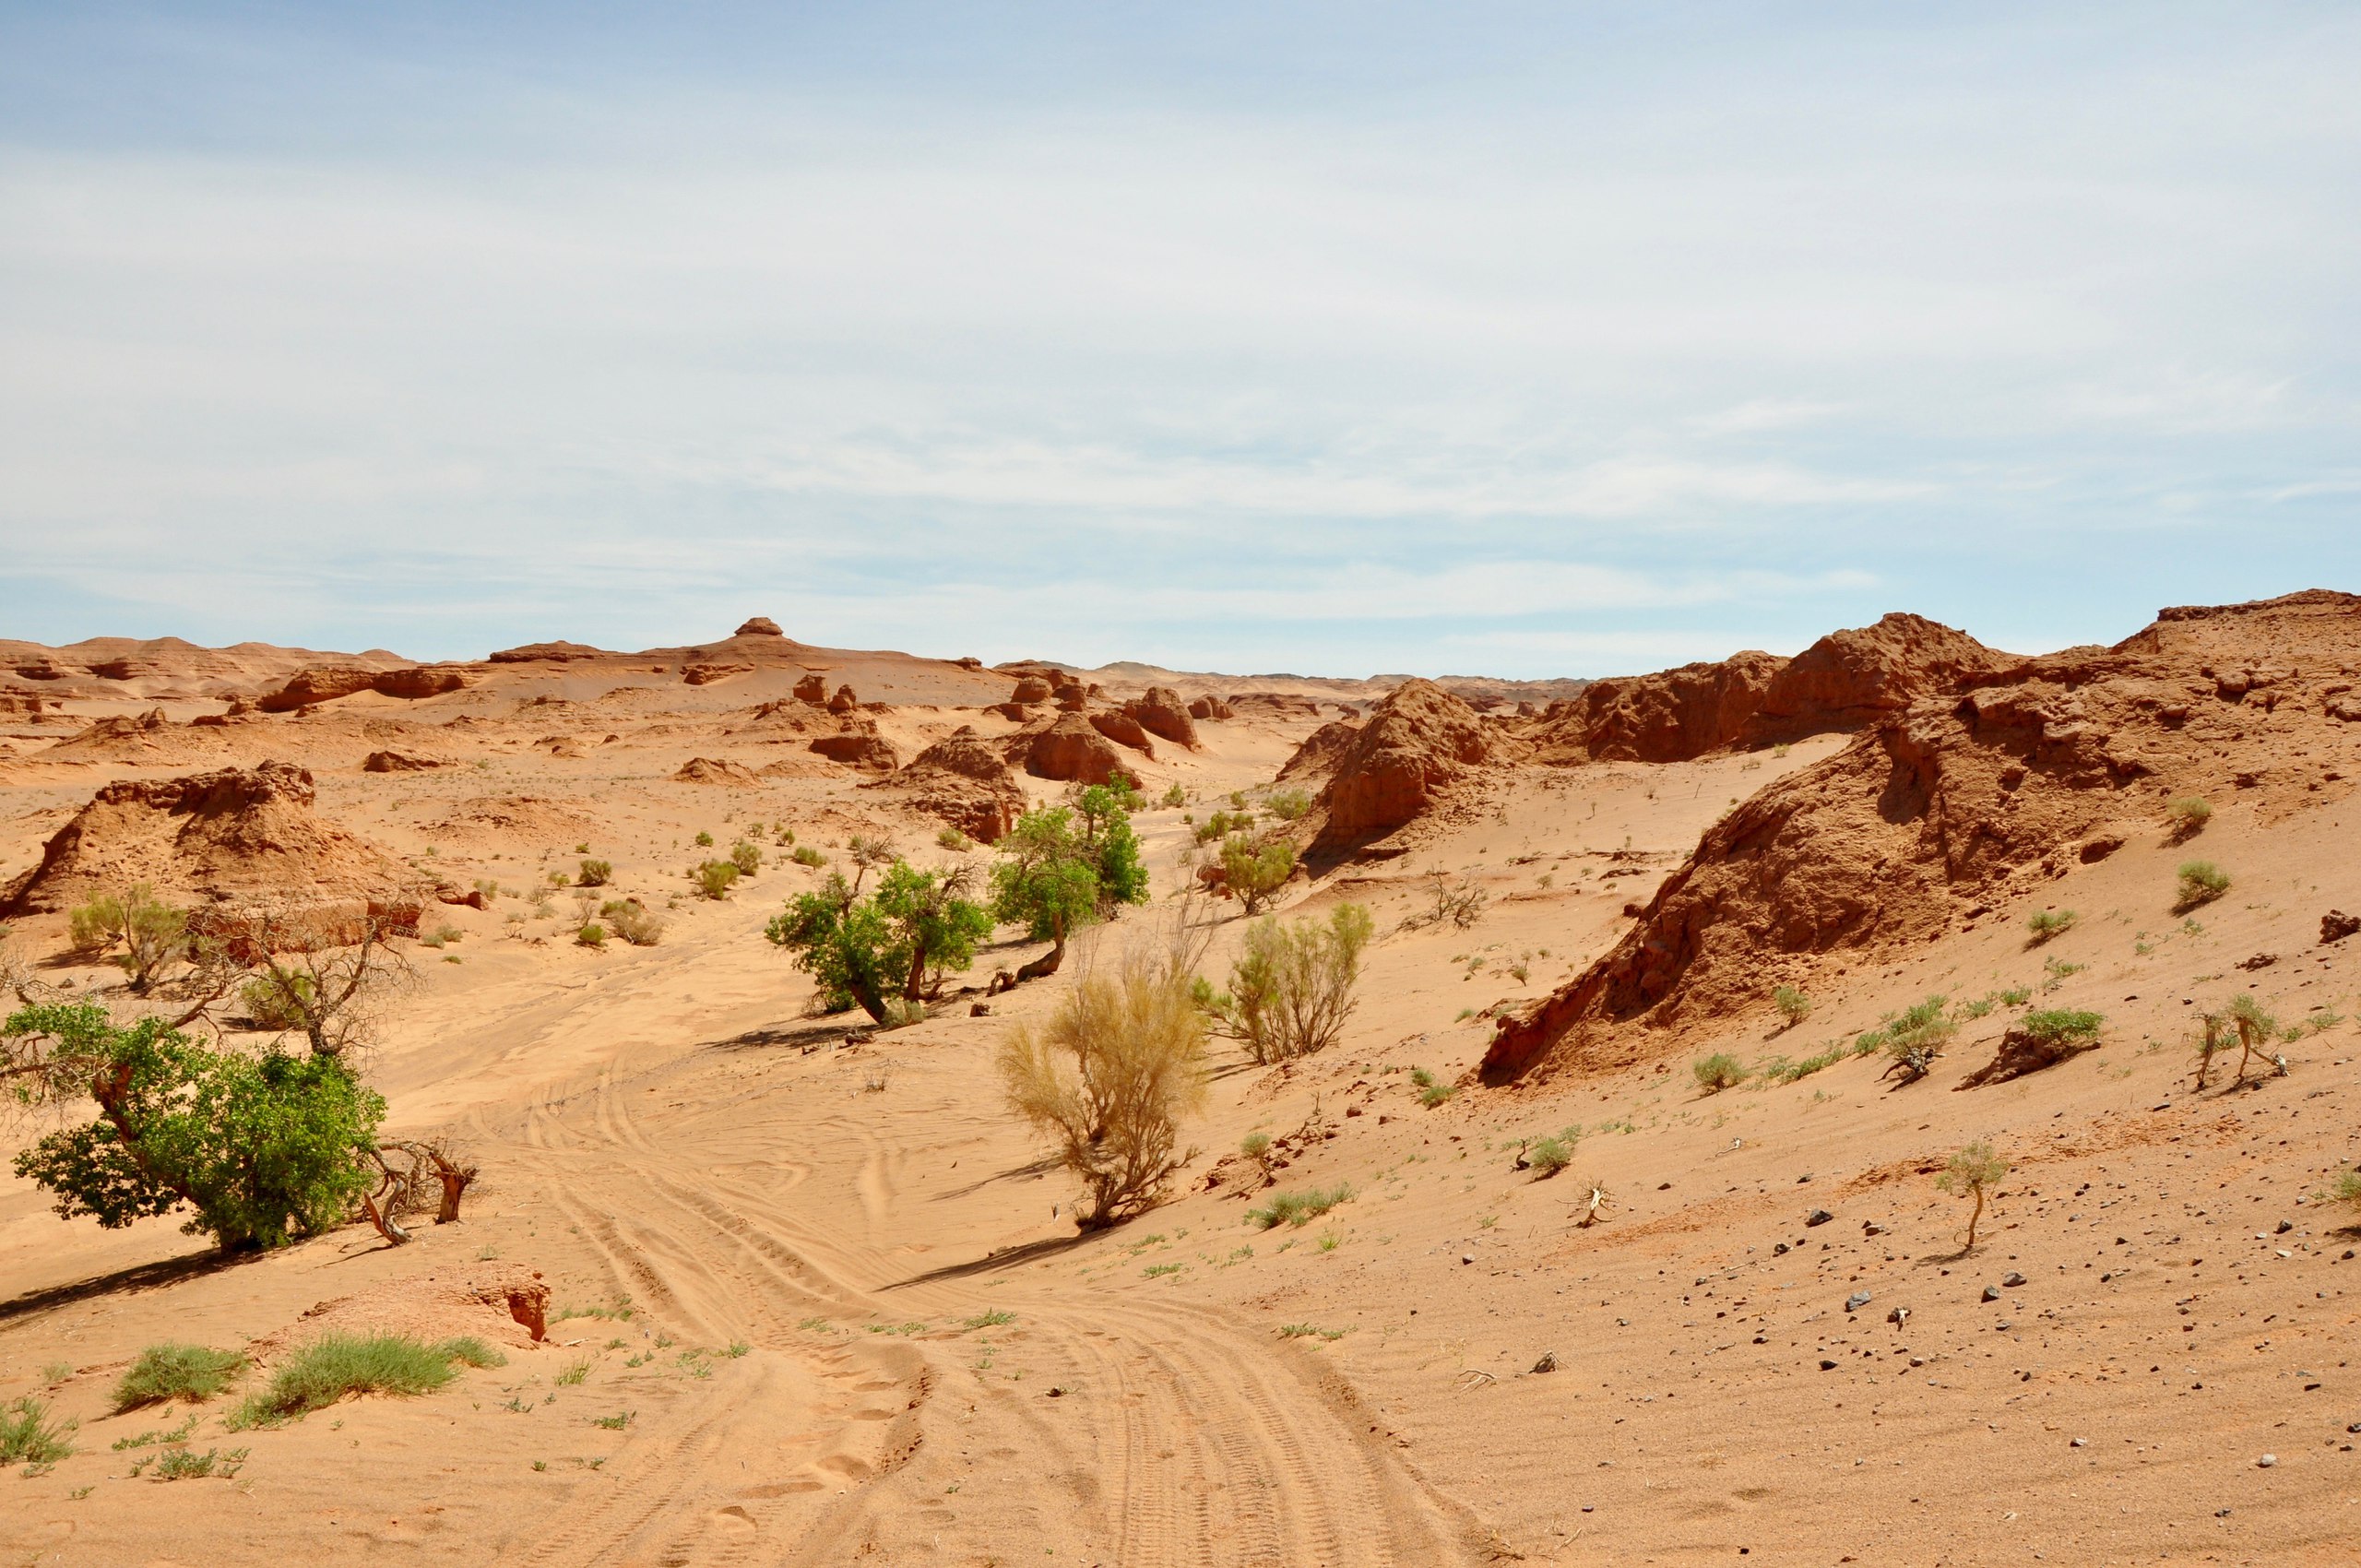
[694,831,715,848]
[1409,1067,1456,1107]
[241,971,314,1030]
[692,861,741,900]
[1691,1052,1748,1093]
[1936,1141,2009,1249]
[1265,788,1312,822]
[937,826,973,851]
[791,845,826,868]
[2024,909,2079,944]
[1524,1126,1582,1177]
[962,1309,1015,1330]
[1160,783,1188,809]
[2018,1008,2104,1050]
[231,1334,504,1428]
[0,1396,75,1465]
[2166,797,2213,840]
[1240,1132,1272,1161]
[575,922,607,947]
[599,900,663,946]
[1771,984,1812,1028]
[151,1444,245,1479]
[2328,1170,2361,1208]
[730,840,762,876]
[578,859,611,887]
[113,1345,245,1411]
[1246,1184,1353,1229]
[2176,861,2229,910]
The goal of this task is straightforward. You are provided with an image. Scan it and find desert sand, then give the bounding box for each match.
[2,597,2357,1566]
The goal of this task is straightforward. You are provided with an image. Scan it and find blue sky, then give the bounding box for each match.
[2,3,2355,674]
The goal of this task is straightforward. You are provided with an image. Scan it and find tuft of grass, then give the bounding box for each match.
[555,1358,591,1387]
[229,1334,504,1429]
[1409,1067,1456,1107]
[152,1445,246,1480]
[0,1396,76,1466]
[961,1310,1015,1330]
[592,1410,635,1431]
[113,1345,246,1412]
[1246,1184,1354,1230]
[2018,1008,2105,1050]
[2328,1170,2361,1208]
[556,1298,635,1323]
[790,845,826,868]
[936,826,973,852]
[2024,909,2079,944]
[2175,860,2230,911]
[1524,1126,1582,1177]
[2166,797,2213,841]
[1691,1052,1748,1094]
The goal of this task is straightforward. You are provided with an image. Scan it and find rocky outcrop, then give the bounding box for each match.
[827,684,858,715]
[1229,692,1323,721]
[362,750,447,772]
[875,727,1028,843]
[1739,614,2012,747]
[1278,718,1367,784]
[1309,680,1501,856]
[0,760,427,922]
[257,665,467,712]
[735,616,784,637]
[1529,652,1784,765]
[1188,695,1234,721]
[674,756,761,787]
[488,641,608,663]
[682,662,753,685]
[1025,714,1145,789]
[1089,710,1157,757]
[809,725,900,772]
[1480,589,2361,1084]
[1124,685,1199,749]
[1010,676,1053,706]
[794,673,828,704]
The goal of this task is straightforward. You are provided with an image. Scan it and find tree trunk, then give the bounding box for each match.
[1015,937,1065,982]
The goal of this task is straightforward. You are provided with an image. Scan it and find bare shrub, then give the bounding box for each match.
[600,900,664,946]
[997,951,1208,1229]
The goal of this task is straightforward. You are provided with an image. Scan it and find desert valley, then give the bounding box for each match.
[0,591,2356,1566]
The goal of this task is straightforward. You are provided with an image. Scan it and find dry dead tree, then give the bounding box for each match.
[359,1139,479,1246]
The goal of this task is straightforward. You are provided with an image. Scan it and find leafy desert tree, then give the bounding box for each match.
[1936,1140,2009,1251]
[766,873,901,1024]
[991,807,1103,980]
[1197,903,1373,1063]
[872,862,994,1000]
[1218,833,1295,916]
[1073,785,1151,914]
[4,1002,385,1251]
[997,949,1208,1228]
[68,885,186,993]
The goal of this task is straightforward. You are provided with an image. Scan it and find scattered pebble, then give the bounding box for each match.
[1983,1285,2003,1302]
[1806,1208,1833,1227]
[1845,1290,1872,1313]
[2002,1271,2026,1288]
[2259,1454,2277,1468]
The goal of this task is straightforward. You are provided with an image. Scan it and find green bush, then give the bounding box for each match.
[694,831,714,848]
[730,840,762,876]
[151,1444,245,1480]
[599,900,664,946]
[790,845,826,868]
[6,1004,385,1251]
[937,826,973,852]
[2176,861,2230,910]
[1771,984,1811,1028]
[2024,909,2079,944]
[577,859,612,887]
[575,922,607,947]
[2330,1170,2361,1208]
[1525,1126,1582,1177]
[1160,783,1188,809]
[2166,797,2213,840]
[113,1344,246,1411]
[231,1333,504,1427]
[1218,833,1295,916]
[1246,1184,1353,1229]
[241,970,315,1030]
[67,885,186,992]
[0,1396,74,1466]
[692,860,741,899]
[770,862,992,1024]
[1264,788,1312,822]
[2017,1008,2104,1050]
[1409,1066,1456,1107]
[1691,1052,1748,1093]
[1240,1132,1271,1161]
[1857,995,1957,1082]
[1197,904,1373,1063]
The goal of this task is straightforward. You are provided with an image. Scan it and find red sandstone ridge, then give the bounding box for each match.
[872,727,1029,843]
[0,760,427,922]
[1305,679,1512,859]
[1020,713,1145,790]
[1122,686,1200,749]
[1529,652,1784,765]
[1479,590,2361,1084]
[256,665,468,711]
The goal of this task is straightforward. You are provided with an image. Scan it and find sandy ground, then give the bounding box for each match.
[1,678,2356,1568]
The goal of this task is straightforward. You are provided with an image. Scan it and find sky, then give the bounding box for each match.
[2,3,2355,677]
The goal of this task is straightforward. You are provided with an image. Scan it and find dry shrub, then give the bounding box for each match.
[1201,903,1372,1063]
[997,950,1208,1229]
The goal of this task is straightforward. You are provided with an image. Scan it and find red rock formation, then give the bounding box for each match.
[1229,692,1323,721]
[1480,590,2361,1084]
[1277,718,1367,784]
[673,756,761,787]
[1088,710,1157,757]
[794,672,828,704]
[1309,680,1501,855]
[1739,613,2012,746]
[735,616,784,636]
[488,641,608,663]
[1025,714,1144,789]
[1529,653,1784,765]
[0,760,427,921]
[1011,676,1053,705]
[682,662,753,685]
[826,684,858,715]
[1123,685,1200,749]
[809,726,900,772]
[1187,694,1234,721]
[874,726,1028,842]
[362,751,446,772]
[257,666,466,712]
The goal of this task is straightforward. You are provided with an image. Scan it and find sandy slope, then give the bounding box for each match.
[1,637,2356,1567]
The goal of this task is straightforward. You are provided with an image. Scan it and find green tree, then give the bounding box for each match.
[1198,904,1373,1063]
[872,863,994,1000]
[991,808,1103,980]
[4,1003,384,1252]
[765,874,901,1024]
[1073,786,1152,914]
[1219,833,1294,915]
